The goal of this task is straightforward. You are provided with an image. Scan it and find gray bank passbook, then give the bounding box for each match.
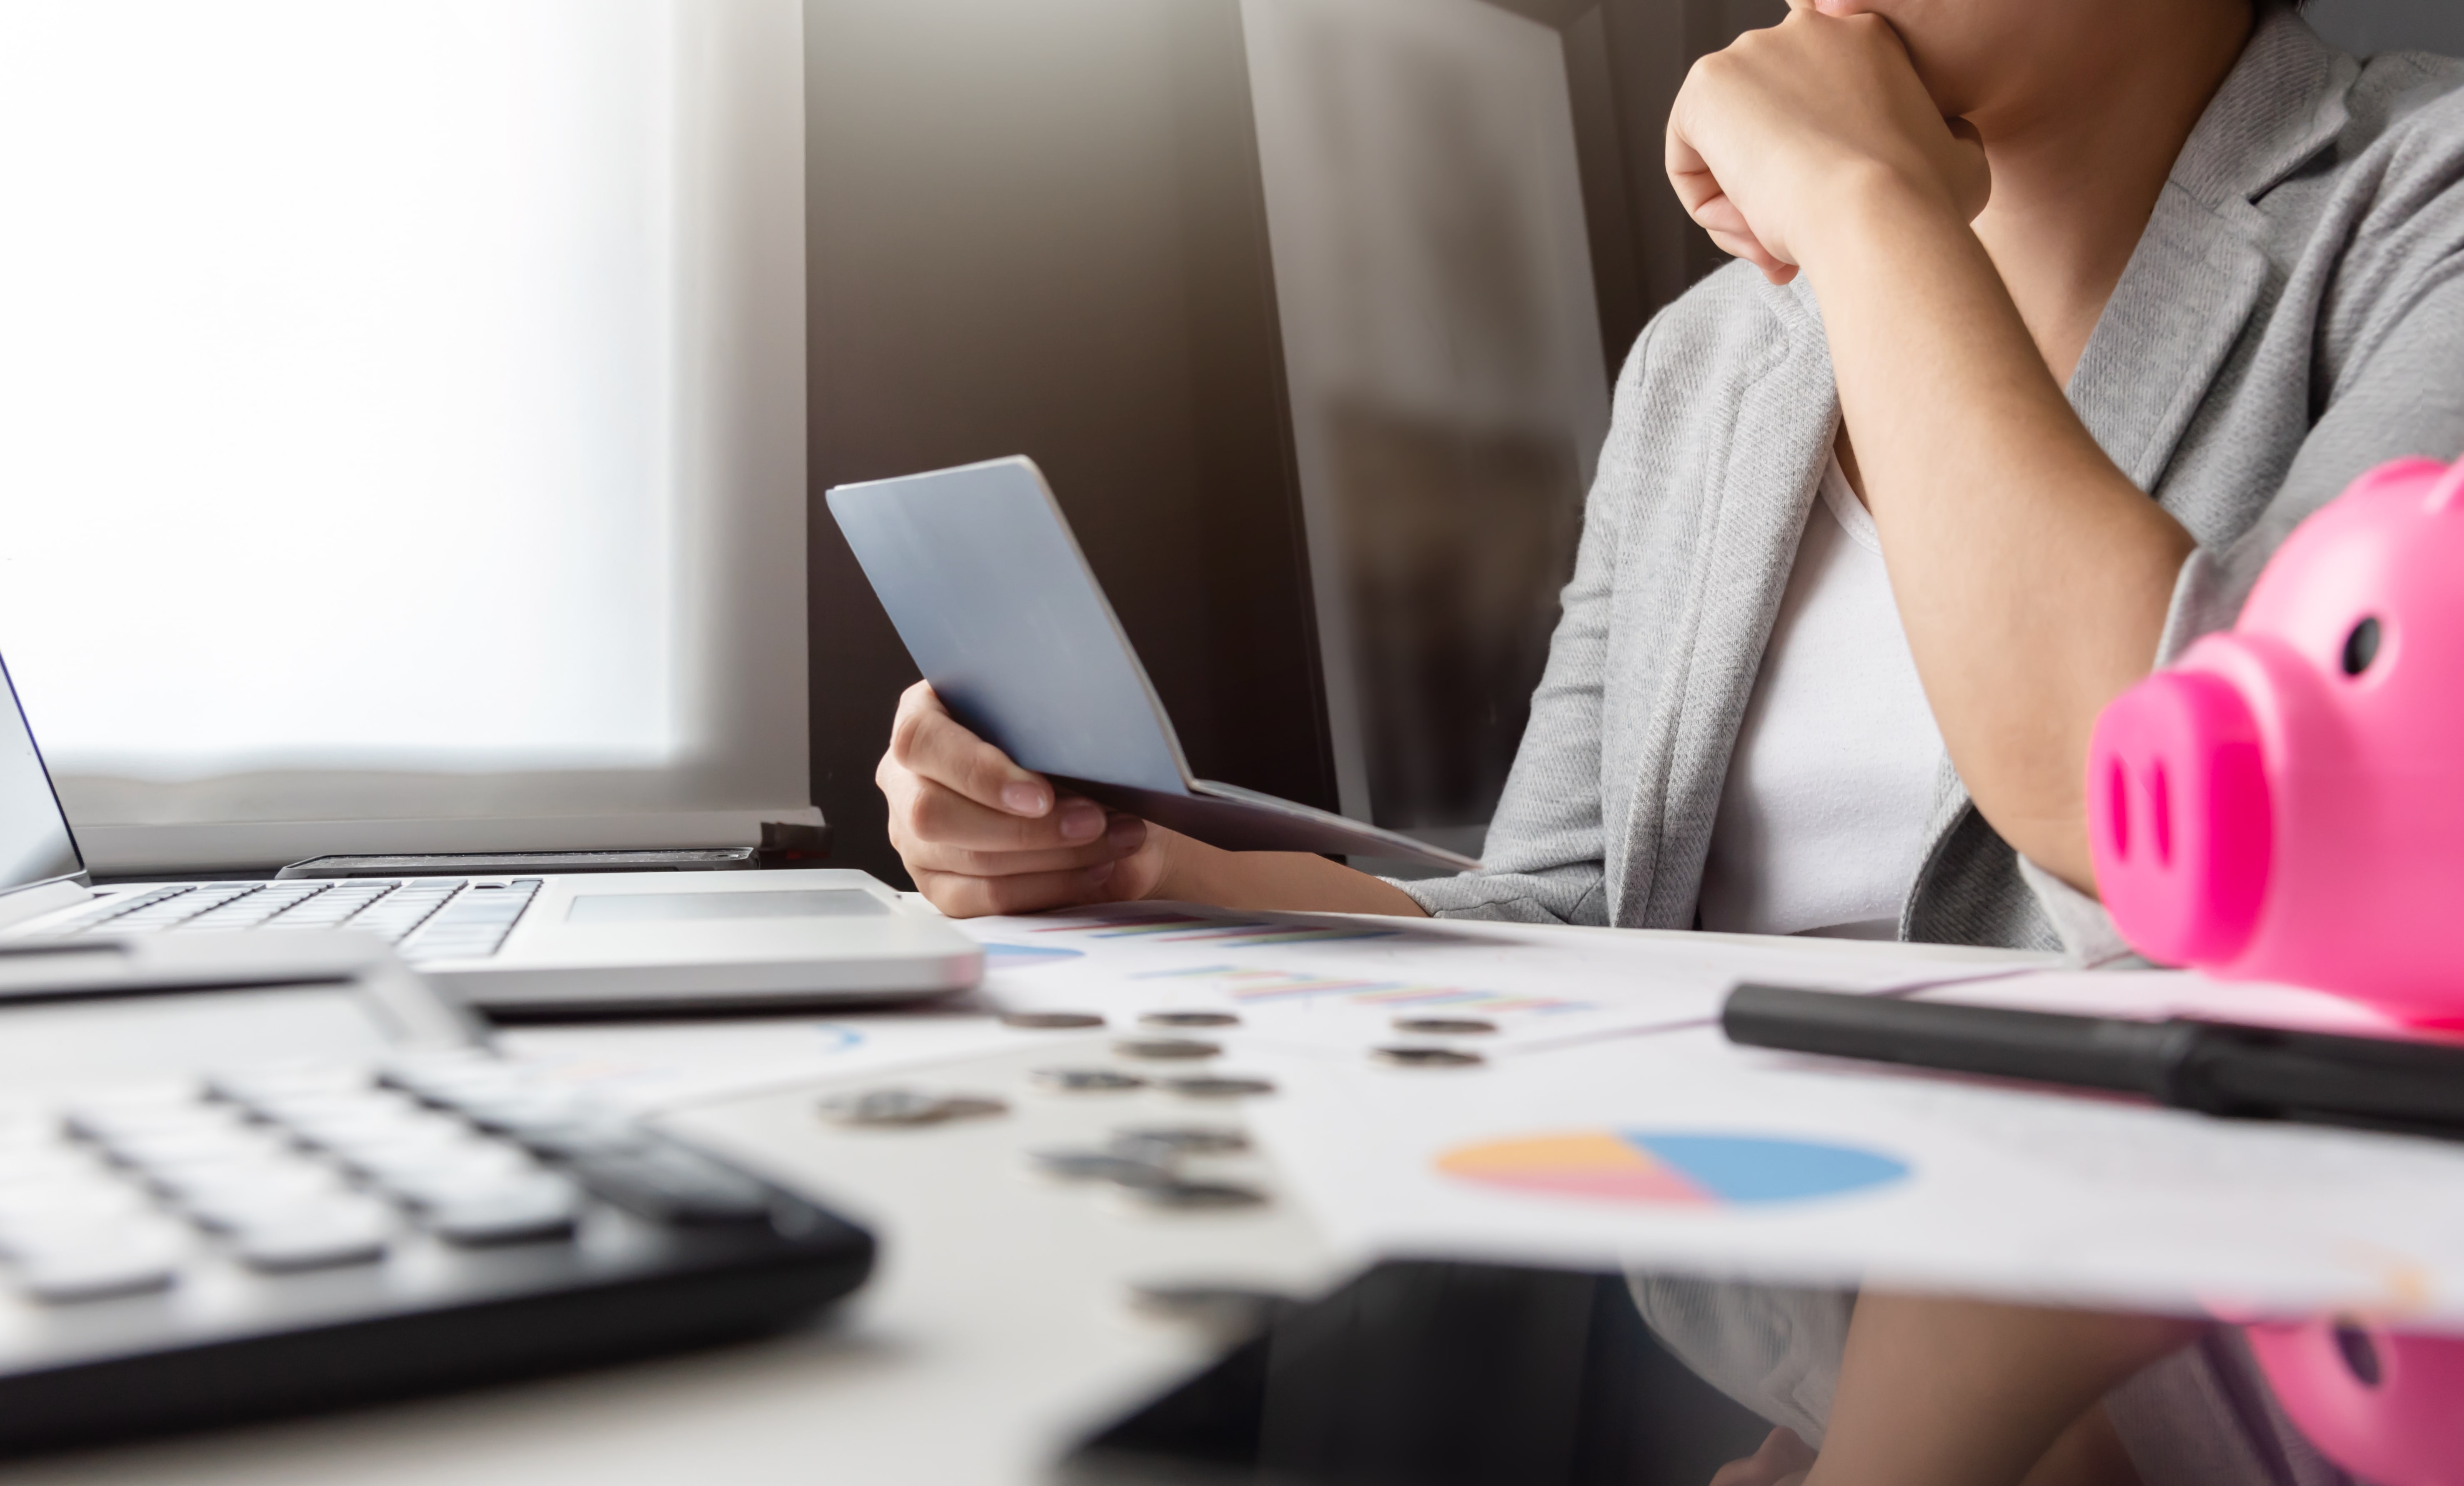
[827,456,1479,872]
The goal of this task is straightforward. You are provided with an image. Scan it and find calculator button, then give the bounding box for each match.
[102,1126,285,1171]
[447,1092,600,1136]
[233,1210,390,1272]
[359,1144,538,1200]
[65,1101,221,1144]
[427,1184,582,1246]
[509,1118,650,1161]
[155,1163,345,1208]
[572,1149,773,1225]
[0,1148,105,1186]
[14,1231,188,1303]
[320,1125,485,1169]
[283,1110,460,1154]
[247,1091,420,1129]
[0,1180,152,1232]
[207,1066,371,1107]
[184,1187,377,1235]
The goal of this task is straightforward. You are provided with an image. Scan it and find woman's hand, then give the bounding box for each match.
[1665,4,1988,284]
[875,681,1434,920]
[877,681,1172,917]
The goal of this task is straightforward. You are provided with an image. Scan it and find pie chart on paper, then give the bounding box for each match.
[1436,1131,1909,1207]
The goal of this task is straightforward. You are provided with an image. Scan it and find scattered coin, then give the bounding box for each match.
[818,1089,1010,1128]
[1126,1281,1296,1339]
[1114,1038,1221,1061]
[1138,1010,1241,1029]
[1109,1124,1249,1157]
[1027,1148,1176,1184]
[1391,1016,1498,1036]
[1110,1179,1268,1212]
[1371,1046,1486,1069]
[1158,1075,1277,1100]
[1000,1011,1106,1030]
[1031,1068,1148,1094]
[932,1096,1011,1121]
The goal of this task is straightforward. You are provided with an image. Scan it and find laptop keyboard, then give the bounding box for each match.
[42,879,543,962]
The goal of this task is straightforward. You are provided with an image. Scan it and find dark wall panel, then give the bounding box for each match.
[804,0,1333,886]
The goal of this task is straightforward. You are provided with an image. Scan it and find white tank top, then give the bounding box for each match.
[1696,457,1946,940]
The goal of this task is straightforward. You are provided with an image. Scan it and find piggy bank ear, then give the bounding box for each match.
[2428,459,2464,514]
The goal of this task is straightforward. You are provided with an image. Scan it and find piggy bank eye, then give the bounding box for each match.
[2341,616,2382,677]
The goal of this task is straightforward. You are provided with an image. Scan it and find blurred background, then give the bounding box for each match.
[807,0,1789,883]
[0,0,2449,879]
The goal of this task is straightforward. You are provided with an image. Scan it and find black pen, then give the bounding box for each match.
[1721,983,2464,1141]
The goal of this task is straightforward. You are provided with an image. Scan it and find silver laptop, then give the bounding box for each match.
[828,456,1481,872]
[0,652,981,1015]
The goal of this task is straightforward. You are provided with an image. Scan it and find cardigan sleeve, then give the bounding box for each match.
[1386,323,1661,927]
[2023,157,2464,962]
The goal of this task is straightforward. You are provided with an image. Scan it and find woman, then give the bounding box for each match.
[880,0,2464,960]
[882,0,2462,1479]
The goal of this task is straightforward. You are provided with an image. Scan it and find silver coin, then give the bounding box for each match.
[1371,1046,1486,1069]
[1027,1148,1176,1184]
[1138,1010,1241,1029]
[818,1089,1009,1127]
[1031,1067,1148,1094]
[1391,1016,1498,1036]
[1159,1075,1276,1100]
[1109,1124,1249,1157]
[1114,1038,1221,1061]
[1001,1011,1106,1030]
[1111,1179,1268,1212]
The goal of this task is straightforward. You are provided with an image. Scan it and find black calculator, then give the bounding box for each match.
[0,933,873,1456]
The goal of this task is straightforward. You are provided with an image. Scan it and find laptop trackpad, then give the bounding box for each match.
[565,889,891,925]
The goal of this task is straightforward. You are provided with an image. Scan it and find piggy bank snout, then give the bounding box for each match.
[2086,670,2273,966]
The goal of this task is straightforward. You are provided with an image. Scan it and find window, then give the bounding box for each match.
[0,0,811,873]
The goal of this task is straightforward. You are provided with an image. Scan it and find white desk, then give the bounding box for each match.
[0,930,2046,1486]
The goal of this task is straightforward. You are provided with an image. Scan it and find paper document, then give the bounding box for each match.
[958,903,2040,1057]
[1234,968,2464,1325]
[493,1007,1015,1112]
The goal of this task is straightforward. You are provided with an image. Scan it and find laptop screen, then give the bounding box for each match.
[0,655,83,895]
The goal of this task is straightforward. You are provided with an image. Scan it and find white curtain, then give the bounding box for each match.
[0,0,812,872]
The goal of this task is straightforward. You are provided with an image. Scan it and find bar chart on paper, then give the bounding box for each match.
[1437,1131,1910,1208]
[1018,911,1400,949]
[964,903,2022,1058]
[1132,964,1593,1017]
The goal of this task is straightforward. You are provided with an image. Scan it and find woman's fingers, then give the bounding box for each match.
[883,680,1053,818]
[890,773,1112,853]
[913,860,1125,918]
[901,813,1147,879]
[876,681,1171,917]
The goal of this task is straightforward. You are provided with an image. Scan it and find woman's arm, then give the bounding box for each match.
[1665,6,2235,892]
[1811,176,2191,893]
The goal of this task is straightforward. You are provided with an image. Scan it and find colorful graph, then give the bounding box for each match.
[1438,1131,1909,1206]
[1028,912,1397,949]
[1133,964,1592,1016]
[982,943,1084,964]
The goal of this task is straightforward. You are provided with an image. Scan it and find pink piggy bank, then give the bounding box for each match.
[2243,1319,2464,1486]
[2086,455,2464,1023]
